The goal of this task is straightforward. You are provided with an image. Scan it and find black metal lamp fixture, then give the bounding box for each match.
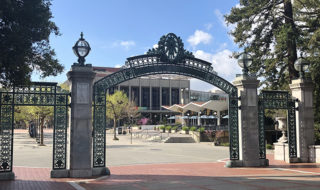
[294,56,309,79]
[73,32,91,66]
[237,52,253,75]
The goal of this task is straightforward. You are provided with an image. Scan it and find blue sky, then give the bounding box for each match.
[33,0,242,91]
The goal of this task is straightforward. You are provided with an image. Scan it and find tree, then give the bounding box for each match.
[225,0,320,122]
[124,101,140,126]
[106,91,129,140]
[0,0,63,87]
[15,106,53,145]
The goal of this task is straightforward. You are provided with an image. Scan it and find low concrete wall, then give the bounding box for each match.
[309,145,320,163]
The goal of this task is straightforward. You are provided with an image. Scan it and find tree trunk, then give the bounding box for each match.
[113,118,118,140]
[39,117,45,146]
[284,0,299,81]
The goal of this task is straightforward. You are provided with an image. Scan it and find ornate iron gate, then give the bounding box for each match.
[0,82,69,173]
[258,90,297,159]
[92,33,240,169]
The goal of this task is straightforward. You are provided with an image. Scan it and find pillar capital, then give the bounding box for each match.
[290,78,314,91]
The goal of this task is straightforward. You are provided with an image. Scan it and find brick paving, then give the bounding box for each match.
[79,155,320,190]
[0,155,319,190]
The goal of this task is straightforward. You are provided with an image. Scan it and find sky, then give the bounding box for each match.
[33,0,242,91]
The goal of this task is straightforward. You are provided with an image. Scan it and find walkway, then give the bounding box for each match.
[1,156,320,190]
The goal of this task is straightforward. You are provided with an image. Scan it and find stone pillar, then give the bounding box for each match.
[67,65,96,178]
[197,112,201,126]
[290,78,314,162]
[231,75,268,167]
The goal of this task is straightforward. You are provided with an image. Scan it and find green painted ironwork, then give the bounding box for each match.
[258,90,297,159]
[92,33,239,168]
[0,82,70,172]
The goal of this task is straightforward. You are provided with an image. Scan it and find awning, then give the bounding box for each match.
[208,115,217,119]
[190,116,198,119]
[168,116,176,119]
[222,115,229,119]
[200,115,208,119]
[181,116,189,119]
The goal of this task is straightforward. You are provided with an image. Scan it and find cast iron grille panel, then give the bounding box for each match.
[0,82,70,172]
[258,90,297,159]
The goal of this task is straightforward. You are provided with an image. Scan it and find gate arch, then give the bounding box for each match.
[92,33,239,168]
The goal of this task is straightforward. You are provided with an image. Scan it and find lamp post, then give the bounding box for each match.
[130,114,133,144]
[72,32,91,66]
[237,52,253,75]
[294,56,309,79]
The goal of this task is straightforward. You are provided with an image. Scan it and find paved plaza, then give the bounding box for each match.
[1,129,320,190]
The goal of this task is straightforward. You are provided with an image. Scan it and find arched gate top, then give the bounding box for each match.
[94,33,237,97]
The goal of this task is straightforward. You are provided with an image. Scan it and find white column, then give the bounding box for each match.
[217,111,221,126]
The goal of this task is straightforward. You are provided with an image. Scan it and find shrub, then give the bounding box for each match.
[197,127,205,133]
[159,126,165,130]
[266,144,273,149]
[182,126,189,131]
[190,126,197,131]
[172,126,178,130]
[220,142,229,147]
[165,126,172,130]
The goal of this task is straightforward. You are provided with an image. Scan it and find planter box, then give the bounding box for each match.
[165,130,171,133]
[181,130,189,134]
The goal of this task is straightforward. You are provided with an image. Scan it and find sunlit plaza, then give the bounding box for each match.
[1,0,320,190]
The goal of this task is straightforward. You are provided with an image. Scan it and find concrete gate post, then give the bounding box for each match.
[67,65,96,178]
[290,78,314,162]
[232,75,269,167]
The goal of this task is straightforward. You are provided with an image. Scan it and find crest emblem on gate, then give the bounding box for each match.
[147,33,194,63]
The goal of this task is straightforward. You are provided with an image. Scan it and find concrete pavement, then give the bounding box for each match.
[1,129,319,190]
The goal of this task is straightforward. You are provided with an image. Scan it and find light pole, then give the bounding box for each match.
[130,114,133,144]
[237,52,253,76]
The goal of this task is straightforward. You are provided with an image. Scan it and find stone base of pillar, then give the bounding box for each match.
[0,172,15,180]
[225,159,269,168]
[92,167,111,176]
[274,143,301,163]
[69,169,92,178]
[50,169,69,178]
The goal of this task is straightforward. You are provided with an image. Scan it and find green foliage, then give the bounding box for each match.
[0,0,63,86]
[190,126,197,131]
[106,91,129,140]
[172,126,178,130]
[106,91,129,121]
[159,126,165,130]
[220,142,230,147]
[197,127,205,133]
[182,126,189,131]
[225,0,320,123]
[165,126,172,130]
[266,144,274,150]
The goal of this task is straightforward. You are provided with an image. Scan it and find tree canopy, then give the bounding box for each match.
[0,0,63,87]
[225,0,320,122]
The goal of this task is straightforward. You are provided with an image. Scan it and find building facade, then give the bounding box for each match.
[93,66,229,125]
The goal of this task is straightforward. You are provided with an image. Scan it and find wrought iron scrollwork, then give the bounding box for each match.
[258,90,297,159]
[0,82,69,172]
